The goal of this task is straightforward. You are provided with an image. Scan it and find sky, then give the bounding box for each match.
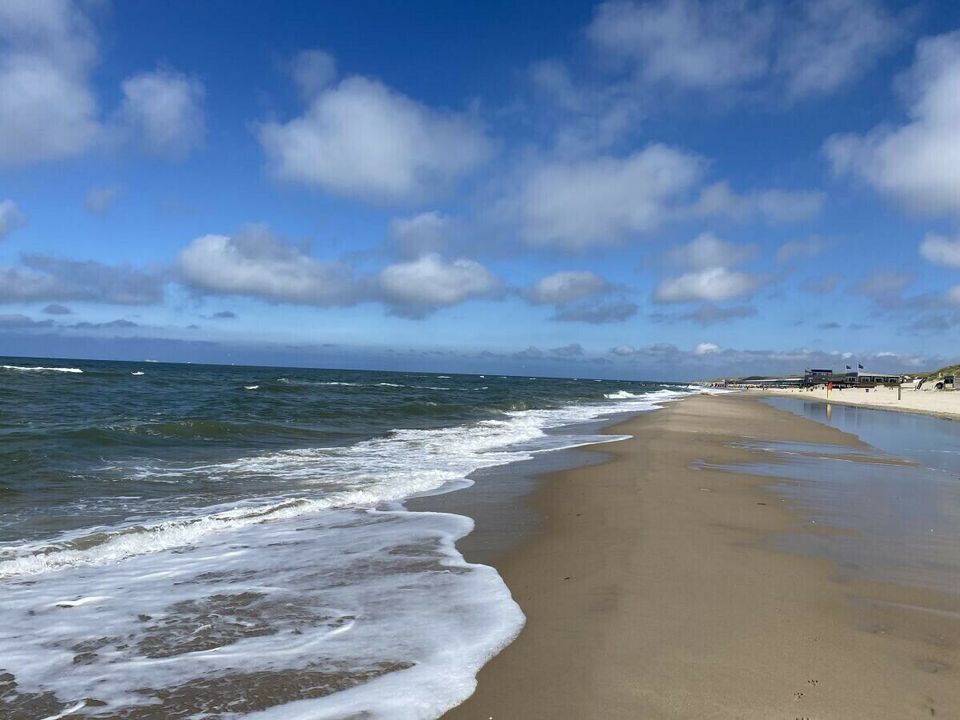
[2,0,960,380]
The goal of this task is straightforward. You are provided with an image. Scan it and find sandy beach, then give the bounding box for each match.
[761,385,960,420]
[445,393,960,719]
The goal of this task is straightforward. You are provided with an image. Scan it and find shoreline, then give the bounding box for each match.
[443,393,960,719]
[755,385,960,421]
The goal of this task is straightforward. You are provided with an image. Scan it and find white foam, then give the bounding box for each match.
[1,365,83,373]
[604,390,641,399]
[131,371,145,376]
[0,508,524,720]
[244,385,259,390]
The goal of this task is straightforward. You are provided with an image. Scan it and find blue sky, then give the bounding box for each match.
[3,0,960,380]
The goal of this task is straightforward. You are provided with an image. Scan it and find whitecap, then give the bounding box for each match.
[2,365,83,374]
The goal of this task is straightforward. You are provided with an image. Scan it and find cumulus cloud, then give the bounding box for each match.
[115,69,205,159]
[588,0,771,90]
[527,270,609,304]
[0,3,204,165]
[587,0,900,100]
[258,75,490,203]
[84,185,121,215]
[693,342,720,355]
[920,233,960,268]
[694,182,824,223]
[388,211,452,258]
[521,144,704,249]
[178,225,355,306]
[655,233,760,304]
[0,254,164,305]
[825,31,960,215]
[0,0,100,164]
[776,0,902,100]
[0,199,25,239]
[654,267,760,303]
[665,232,756,270]
[378,253,501,318]
[526,270,637,323]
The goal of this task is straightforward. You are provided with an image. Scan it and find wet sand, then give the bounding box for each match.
[444,393,960,719]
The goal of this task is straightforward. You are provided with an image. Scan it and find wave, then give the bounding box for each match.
[604,390,642,399]
[1,364,83,374]
[131,371,145,376]
[0,386,695,579]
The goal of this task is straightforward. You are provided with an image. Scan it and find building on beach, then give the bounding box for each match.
[802,368,900,388]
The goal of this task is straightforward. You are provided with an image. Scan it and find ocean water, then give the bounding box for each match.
[0,357,694,719]
[736,397,960,593]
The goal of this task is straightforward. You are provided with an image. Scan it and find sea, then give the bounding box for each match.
[0,357,696,719]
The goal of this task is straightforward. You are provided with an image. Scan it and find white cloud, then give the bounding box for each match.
[521,144,704,249]
[825,31,960,215]
[653,266,760,303]
[0,199,25,239]
[694,182,824,223]
[84,185,121,215]
[948,286,960,305]
[0,254,163,305]
[0,3,205,165]
[526,271,636,324]
[587,0,899,100]
[388,211,452,257]
[116,69,205,159]
[666,232,756,270]
[655,232,761,304]
[920,233,960,268]
[587,0,771,90]
[290,49,337,99]
[776,0,901,100]
[378,253,501,317]
[258,76,490,203]
[694,342,720,355]
[0,0,100,164]
[527,270,609,304]
[178,225,355,306]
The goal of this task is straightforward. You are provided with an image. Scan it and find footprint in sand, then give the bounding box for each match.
[916,659,951,674]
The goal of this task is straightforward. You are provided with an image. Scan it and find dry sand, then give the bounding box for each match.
[762,385,960,420]
[444,393,960,719]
